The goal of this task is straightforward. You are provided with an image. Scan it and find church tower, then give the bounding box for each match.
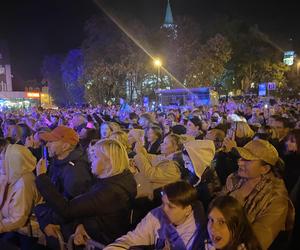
[161,0,177,38]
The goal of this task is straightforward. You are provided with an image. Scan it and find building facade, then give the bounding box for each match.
[0,40,13,92]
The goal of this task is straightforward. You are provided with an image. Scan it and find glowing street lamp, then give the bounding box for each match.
[153,58,162,67]
[153,58,162,90]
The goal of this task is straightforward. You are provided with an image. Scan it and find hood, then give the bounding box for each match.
[4,144,37,184]
[184,140,215,178]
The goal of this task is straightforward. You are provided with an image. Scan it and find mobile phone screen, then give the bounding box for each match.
[42,146,48,160]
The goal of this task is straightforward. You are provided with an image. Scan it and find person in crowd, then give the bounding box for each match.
[271,117,291,156]
[144,126,162,155]
[35,139,137,246]
[205,129,226,152]
[110,131,131,155]
[182,140,222,210]
[78,127,99,151]
[0,138,41,248]
[100,122,120,139]
[133,134,182,199]
[206,195,262,250]
[69,113,87,132]
[10,123,32,145]
[205,129,238,186]
[34,126,93,248]
[186,116,204,140]
[282,129,300,193]
[224,139,295,250]
[1,119,16,143]
[128,112,140,129]
[138,113,156,130]
[104,181,206,250]
[25,127,51,161]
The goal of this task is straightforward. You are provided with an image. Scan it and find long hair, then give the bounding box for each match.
[208,196,262,250]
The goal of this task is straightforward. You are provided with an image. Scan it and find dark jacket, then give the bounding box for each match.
[34,145,93,231]
[48,144,92,199]
[184,167,222,211]
[213,150,239,186]
[283,153,300,193]
[36,170,137,244]
[145,138,162,155]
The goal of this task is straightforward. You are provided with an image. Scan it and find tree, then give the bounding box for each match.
[185,34,232,87]
[61,49,85,106]
[41,55,68,106]
[81,16,157,105]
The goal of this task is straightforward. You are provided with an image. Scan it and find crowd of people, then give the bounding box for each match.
[0,96,299,250]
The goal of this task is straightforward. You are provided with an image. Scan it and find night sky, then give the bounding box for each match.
[0,0,299,88]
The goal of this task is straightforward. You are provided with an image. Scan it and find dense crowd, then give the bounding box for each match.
[0,96,299,250]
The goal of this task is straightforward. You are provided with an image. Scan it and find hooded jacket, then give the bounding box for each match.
[0,144,40,233]
[183,140,222,210]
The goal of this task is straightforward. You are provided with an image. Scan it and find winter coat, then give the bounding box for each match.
[34,145,93,231]
[36,169,137,244]
[0,144,40,233]
[47,144,92,200]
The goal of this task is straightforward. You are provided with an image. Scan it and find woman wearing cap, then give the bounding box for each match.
[224,139,295,250]
[182,140,222,210]
[35,139,137,246]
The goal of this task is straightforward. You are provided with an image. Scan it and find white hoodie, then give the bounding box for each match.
[0,144,40,233]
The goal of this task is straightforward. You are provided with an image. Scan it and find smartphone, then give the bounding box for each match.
[41,146,48,168]
[42,145,47,160]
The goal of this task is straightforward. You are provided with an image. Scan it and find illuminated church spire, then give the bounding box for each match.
[163,0,174,27]
[162,0,177,38]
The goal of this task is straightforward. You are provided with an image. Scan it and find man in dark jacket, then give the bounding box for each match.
[34,126,93,247]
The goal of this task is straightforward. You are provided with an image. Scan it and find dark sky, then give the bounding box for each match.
[0,0,299,87]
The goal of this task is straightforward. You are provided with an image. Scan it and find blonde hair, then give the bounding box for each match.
[236,122,254,138]
[110,131,130,152]
[94,139,129,178]
[101,122,121,133]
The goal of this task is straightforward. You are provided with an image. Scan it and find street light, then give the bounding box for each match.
[153,58,162,105]
[297,61,300,76]
[153,59,162,67]
[153,58,162,88]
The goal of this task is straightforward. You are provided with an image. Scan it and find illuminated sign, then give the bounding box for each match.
[26,92,40,98]
[267,82,276,90]
[283,51,295,66]
[258,84,266,96]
